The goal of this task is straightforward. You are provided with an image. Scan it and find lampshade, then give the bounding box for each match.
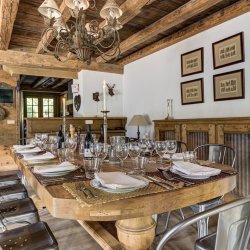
[65,0,89,10]
[128,115,150,126]
[38,0,61,19]
[100,0,123,19]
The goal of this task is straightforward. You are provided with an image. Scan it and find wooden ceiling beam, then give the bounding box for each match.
[0,50,124,74]
[118,0,250,65]
[0,0,19,50]
[32,77,50,88]
[96,0,226,63]
[0,69,17,87]
[2,65,78,79]
[52,78,71,89]
[36,2,71,54]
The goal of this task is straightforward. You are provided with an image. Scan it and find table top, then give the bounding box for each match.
[13,153,237,222]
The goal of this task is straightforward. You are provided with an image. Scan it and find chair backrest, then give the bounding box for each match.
[193,144,236,167]
[176,141,187,153]
[215,197,250,250]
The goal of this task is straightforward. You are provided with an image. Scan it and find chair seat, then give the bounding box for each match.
[0,198,39,227]
[0,174,21,187]
[195,232,216,250]
[0,221,58,250]
[0,184,27,202]
[190,197,222,212]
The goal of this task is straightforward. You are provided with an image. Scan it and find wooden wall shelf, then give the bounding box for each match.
[25,117,127,139]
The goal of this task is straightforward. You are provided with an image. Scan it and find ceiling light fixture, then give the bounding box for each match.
[38,0,123,65]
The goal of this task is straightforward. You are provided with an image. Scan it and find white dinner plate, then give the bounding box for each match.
[39,170,74,177]
[90,177,149,193]
[170,168,210,180]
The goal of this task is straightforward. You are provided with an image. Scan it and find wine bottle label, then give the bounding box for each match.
[84,149,92,158]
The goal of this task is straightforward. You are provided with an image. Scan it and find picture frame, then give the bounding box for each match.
[213,69,244,101]
[181,48,204,77]
[181,78,204,105]
[212,32,244,69]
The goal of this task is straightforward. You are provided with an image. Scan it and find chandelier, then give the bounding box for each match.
[38,0,123,65]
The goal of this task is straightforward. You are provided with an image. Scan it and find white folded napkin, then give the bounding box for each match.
[164,153,183,160]
[13,144,34,150]
[173,161,221,176]
[16,147,42,154]
[95,172,146,190]
[23,152,55,161]
[33,161,77,174]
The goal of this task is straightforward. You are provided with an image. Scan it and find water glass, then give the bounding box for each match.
[65,148,75,162]
[57,148,66,162]
[135,156,148,175]
[128,142,141,160]
[83,158,100,179]
[183,151,196,162]
[95,143,109,162]
[138,139,148,156]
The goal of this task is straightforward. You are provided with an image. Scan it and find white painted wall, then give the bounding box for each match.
[123,12,250,138]
[73,70,123,117]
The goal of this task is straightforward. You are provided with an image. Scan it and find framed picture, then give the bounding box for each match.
[181,48,204,77]
[213,69,244,101]
[212,32,244,69]
[181,78,204,105]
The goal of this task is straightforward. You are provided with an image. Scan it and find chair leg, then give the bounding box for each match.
[197,217,209,238]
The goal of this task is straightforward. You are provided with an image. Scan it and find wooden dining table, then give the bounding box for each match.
[12,152,236,250]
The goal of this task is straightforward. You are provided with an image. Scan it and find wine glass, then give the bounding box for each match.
[146,139,155,158]
[138,139,148,156]
[95,143,109,164]
[155,141,167,166]
[165,140,177,167]
[128,142,141,174]
[116,143,129,170]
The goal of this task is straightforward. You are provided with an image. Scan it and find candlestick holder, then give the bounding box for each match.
[165,99,174,120]
[101,110,110,144]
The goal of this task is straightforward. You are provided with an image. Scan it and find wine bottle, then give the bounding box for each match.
[57,125,64,149]
[98,124,104,143]
[84,123,94,158]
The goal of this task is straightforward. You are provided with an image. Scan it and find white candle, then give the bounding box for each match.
[103,80,107,111]
[62,97,66,117]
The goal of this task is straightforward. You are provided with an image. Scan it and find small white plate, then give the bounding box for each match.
[39,171,73,177]
[170,168,210,180]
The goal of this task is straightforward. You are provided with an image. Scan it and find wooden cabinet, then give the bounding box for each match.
[25,117,127,139]
[154,117,250,196]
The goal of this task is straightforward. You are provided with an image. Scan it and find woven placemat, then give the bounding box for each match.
[63,179,174,207]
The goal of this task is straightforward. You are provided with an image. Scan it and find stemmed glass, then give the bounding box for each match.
[138,139,148,156]
[165,140,177,167]
[95,143,109,165]
[146,139,155,159]
[116,143,129,171]
[155,141,167,166]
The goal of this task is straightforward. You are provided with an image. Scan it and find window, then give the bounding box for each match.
[43,98,54,117]
[26,98,39,118]
[24,95,58,118]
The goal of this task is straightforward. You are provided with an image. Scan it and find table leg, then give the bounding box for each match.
[116,216,156,250]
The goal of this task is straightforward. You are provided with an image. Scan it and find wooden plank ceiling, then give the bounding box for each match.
[0,0,248,91]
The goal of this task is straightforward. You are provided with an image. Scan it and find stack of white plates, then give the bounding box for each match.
[90,172,149,193]
[34,162,78,177]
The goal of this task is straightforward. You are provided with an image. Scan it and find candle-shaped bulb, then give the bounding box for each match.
[103,80,107,111]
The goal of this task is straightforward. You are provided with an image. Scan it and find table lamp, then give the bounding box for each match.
[128,115,150,140]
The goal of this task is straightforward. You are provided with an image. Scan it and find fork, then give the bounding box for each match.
[76,183,97,198]
[163,172,194,186]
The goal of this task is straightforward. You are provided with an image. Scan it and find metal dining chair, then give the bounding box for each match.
[0,198,39,231]
[0,221,58,250]
[155,141,187,235]
[190,144,236,238]
[0,184,28,203]
[156,196,250,250]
